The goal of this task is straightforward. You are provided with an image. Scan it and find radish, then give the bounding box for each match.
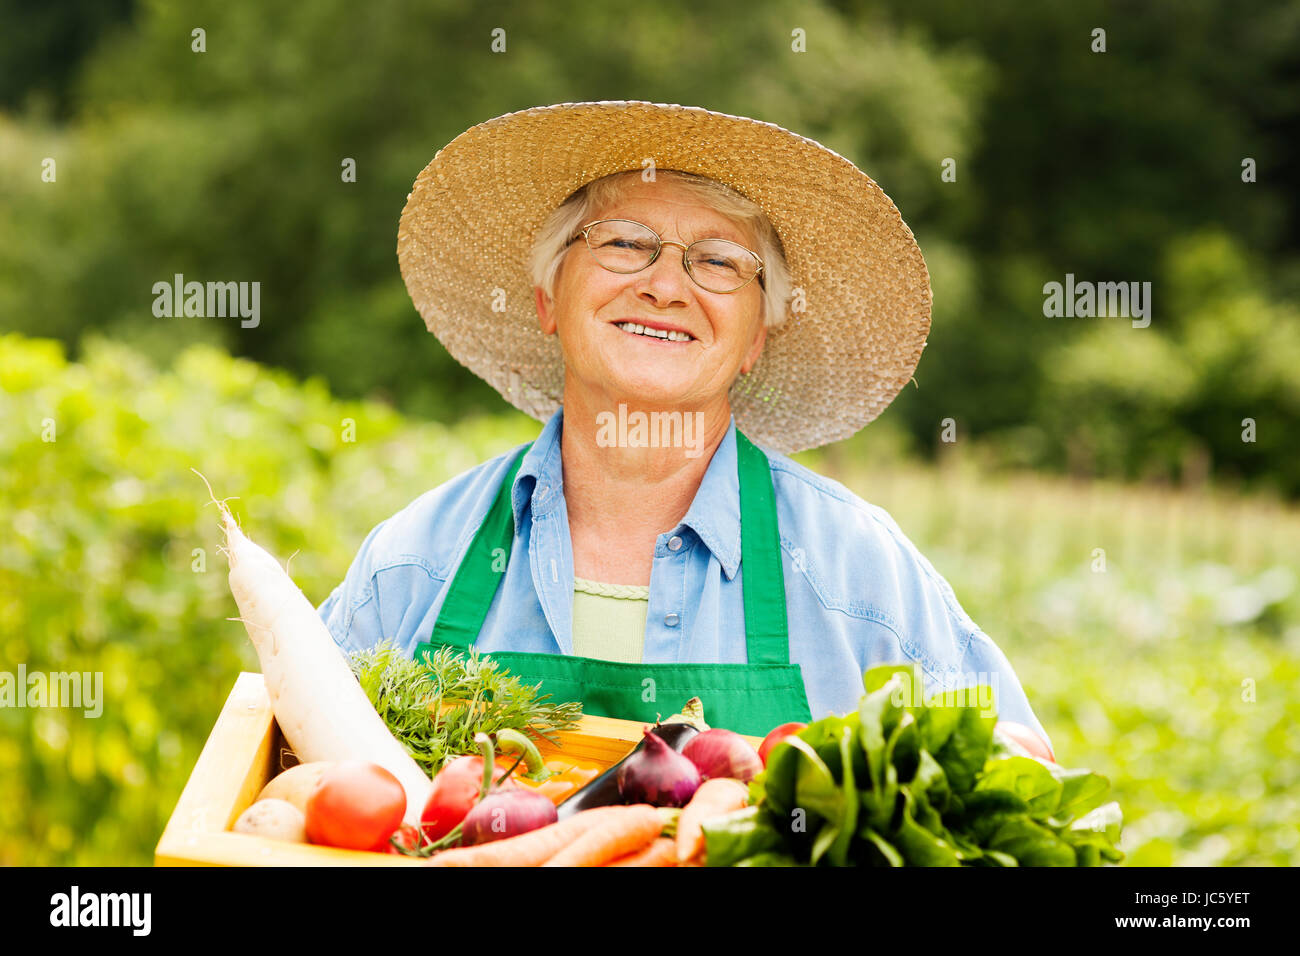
[196,470,432,825]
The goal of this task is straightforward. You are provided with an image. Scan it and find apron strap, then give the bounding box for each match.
[429,444,532,651]
[735,429,789,665]
[430,429,789,663]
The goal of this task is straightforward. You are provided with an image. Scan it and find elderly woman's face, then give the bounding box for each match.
[535,178,766,413]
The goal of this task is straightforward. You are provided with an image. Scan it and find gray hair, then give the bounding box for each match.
[529,169,791,329]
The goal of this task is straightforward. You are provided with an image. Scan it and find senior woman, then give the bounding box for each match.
[318,101,1051,749]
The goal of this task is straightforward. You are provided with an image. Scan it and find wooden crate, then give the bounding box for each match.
[156,671,749,866]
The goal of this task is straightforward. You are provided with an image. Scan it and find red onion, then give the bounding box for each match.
[617,726,701,807]
[682,728,763,783]
[460,788,557,845]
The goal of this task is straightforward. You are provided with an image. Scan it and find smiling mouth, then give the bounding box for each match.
[614,321,695,343]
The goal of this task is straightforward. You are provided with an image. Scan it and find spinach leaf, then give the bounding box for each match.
[701,805,786,867]
[859,826,906,866]
[986,816,1078,867]
[734,852,806,867]
[918,696,964,754]
[934,702,996,793]
[789,734,844,825]
[894,790,962,866]
[827,723,860,866]
[1053,767,1113,823]
[976,755,1064,819]
[911,748,952,815]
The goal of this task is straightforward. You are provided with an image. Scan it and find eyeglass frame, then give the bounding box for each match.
[565,218,766,294]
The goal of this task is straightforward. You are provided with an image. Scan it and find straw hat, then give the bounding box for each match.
[397,100,931,454]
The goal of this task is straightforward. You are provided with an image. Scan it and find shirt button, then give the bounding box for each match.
[664,613,680,627]
[667,535,683,552]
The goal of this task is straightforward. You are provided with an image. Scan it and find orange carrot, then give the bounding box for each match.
[676,777,750,864]
[606,837,678,867]
[541,805,666,867]
[425,806,626,867]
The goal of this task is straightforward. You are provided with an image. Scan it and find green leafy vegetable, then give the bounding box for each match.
[702,663,1125,867]
[348,641,583,777]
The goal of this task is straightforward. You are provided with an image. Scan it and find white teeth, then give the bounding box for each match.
[616,321,692,342]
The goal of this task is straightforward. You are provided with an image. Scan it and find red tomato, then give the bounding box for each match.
[420,755,518,842]
[757,722,809,767]
[375,822,423,855]
[305,761,406,850]
[995,721,1056,763]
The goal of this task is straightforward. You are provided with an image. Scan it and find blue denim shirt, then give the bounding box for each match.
[317,407,1050,749]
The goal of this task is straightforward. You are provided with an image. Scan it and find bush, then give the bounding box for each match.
[1032,232,1300,493]
[0,332,535,864]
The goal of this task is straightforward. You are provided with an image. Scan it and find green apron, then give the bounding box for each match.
[413,430,812,737]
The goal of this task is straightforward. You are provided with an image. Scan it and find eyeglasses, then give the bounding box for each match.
[566,218,765,294]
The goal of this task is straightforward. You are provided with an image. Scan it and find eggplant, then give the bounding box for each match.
[556,720,702,818]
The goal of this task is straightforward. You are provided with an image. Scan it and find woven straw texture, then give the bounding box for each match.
[397,100,932,454]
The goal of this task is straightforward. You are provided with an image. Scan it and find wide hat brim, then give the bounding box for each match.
[397,100,931,454]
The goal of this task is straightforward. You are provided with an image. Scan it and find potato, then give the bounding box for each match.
[256,761,337,814]
[233,798,307,843]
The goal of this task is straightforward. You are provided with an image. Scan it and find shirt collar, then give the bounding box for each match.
[510,406,743,580]
[678,418,742,580]
[510,407,565,527]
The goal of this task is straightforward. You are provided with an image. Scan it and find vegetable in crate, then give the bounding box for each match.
[556,700,706,818]
[462,789,558,846]
[425,806,631,867]
[617,727,702,808]
[305,761,407,851]
[233,799,307,844]
[441,731,558,847]
[198,473,432,826]
[681,728,763,783]
[420,729,546,841]
[676,778,750,864]
[256,761,336,815]
[349,642,583,777]
[757,722,807,767]
[702,664,1125,867]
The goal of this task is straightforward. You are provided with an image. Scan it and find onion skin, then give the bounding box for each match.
[617,727,701,808]
[681,728,763,783]
[556,722,700,819]
[461,789,558,845]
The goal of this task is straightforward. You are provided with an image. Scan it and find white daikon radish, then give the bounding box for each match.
[197,471,431,825]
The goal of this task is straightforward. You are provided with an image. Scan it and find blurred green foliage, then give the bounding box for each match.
[3,332,1298,865]
[0,332,537,864]
[4,0,1295,490]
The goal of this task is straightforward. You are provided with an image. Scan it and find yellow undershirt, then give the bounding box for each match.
[571,576,649,664]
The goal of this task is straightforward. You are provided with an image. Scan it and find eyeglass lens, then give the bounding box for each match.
[584,220,760,293]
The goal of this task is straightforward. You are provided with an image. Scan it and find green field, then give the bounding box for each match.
[3,332,1296,865]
